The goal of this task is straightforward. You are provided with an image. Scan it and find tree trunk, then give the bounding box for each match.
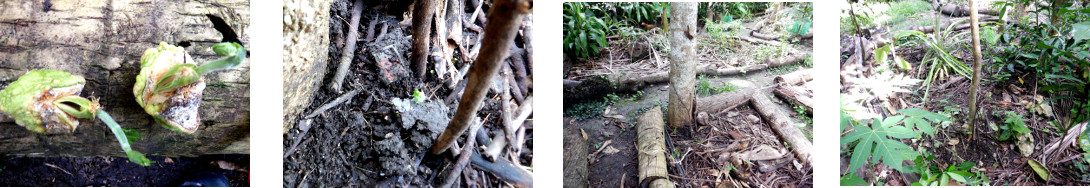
[967,0,984,137]
[637,107,675,188]
[667,2,698,128]
[283,0,331,134]
[0,0,250,157]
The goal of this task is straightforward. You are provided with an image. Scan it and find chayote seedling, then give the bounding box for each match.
[134,42,245,134]
[0,70,152,166]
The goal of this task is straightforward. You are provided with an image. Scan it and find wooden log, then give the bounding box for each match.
[751,94,813,164]
[637,107,675,188]
[773,85,813,114]
[562,53,809,106]
[774,68,813,86]
[563,126,589,188]
[0,0,250,157]
[284,0,331,134]
[695,87,755,115]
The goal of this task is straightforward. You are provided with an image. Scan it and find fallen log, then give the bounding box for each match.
[284,0,331,134]
[773,85,813,114]
[563,53,809,106]
[563,126,589,188]
[637,107,675,188]
[695,87,755,116]
[750,31,779,41]
[774,68,813,86]
[751,94,813,164]
[1,0,250,156]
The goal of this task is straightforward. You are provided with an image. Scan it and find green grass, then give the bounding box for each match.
[697,75,738,97]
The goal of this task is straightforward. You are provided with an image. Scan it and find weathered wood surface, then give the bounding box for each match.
[637,107,675,188]
[283,0,330,134]
[752,94,812,164]
[0,0,249,157]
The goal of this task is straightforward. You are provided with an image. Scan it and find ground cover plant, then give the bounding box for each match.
[563,2,814,187]
[841,0,1090,185]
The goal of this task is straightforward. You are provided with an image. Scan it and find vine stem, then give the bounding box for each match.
[97,110,152,166]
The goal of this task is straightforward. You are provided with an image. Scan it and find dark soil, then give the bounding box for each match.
[0,154,249,187]
[283,0,533,187]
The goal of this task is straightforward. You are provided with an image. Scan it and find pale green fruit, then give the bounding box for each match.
[134,42,205,134]
[0,70,93,133]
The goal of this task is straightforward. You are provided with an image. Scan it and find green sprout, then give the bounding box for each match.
[134,42,246,133]
[0,70,152,166]
[413,89,426,103]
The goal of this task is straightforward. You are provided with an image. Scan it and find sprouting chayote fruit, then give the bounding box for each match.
[134,42,245,134]
[0,70,152,166]
[0,70,96,133]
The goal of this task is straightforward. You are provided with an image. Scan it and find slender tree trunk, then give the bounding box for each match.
[967,0,984,138]
[667,2,698,128]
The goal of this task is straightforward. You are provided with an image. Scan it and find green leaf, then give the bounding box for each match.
[874,45,890,66]
[840,173,868,186]
[881,115,905,128]
[1028,159,1049,181]
[1073,21,1090,43]
[946,171,972,183]
[413,89,426,103]
[848,133,874,173]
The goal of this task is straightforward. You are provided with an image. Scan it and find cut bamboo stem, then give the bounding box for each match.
[637,107,675,188]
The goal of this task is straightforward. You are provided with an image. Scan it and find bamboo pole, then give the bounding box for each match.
[637,107,675,188]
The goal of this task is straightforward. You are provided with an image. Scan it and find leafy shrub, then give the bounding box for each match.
[564,2,615,58]
[997,111,1029,141]
[615,2,665,26]
[896,20,973,101]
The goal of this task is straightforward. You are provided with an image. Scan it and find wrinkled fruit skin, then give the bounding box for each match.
[0,70,86,133]
[135,42,204,134]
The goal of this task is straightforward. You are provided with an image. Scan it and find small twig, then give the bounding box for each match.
[329,0,366,93]
[440,116,482,188]
[470,151,532,187]
[296,170,311,188]
[377,22,389,41]
[305,88,363,119]
[284,119,314,159]
[44,163,73,176]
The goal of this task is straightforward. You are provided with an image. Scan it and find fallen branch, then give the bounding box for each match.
[440,117,482,188]
[329,0,365,93]
[774,68,812,86]
[304,88,363,119]
[470,151,533,187]
[431,0,531,154]
[752,93,813,164]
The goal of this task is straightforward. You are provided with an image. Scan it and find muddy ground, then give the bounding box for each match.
[0,154,249,186]
[283,0,533,187]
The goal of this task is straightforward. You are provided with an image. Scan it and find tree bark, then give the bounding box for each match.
[967,0,984,137]
[637,107,675,188]
[667,2,698,128]
[563,126,589,188]
[283,0,330,134]
[751,93,813,164]
[0,0,250,157]
[431,0,529,154]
